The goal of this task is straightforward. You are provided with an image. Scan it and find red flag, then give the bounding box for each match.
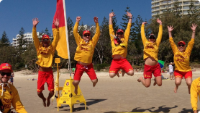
[52,0,70,59]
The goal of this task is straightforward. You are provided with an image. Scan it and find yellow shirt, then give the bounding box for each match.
[141,24,163,61]
[190,77,200,111]
[169,37,194,72]
[0,84,27,113]
[109,23,131,58]
[32,27,59,68]
[73,22,100,64]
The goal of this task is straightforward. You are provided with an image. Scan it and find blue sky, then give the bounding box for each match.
[0,0,151,42]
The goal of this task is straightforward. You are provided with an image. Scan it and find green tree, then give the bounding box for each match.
[0,31,9,47]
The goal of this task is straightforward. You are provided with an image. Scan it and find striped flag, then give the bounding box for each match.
[52,0,70,59]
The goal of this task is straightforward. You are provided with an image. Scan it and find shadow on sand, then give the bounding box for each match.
[104,105,178,113]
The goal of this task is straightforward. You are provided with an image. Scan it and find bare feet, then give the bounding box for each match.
[153,79,157,86]
[174,87,178,93]
[42,98,46,107]
[93,79,98,87]
[137,76,143,82]
[47,98,51,107]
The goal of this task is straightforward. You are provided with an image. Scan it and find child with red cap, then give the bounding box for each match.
[32,18,59,107]
[168,24,197,94]
[0,63,27,113]
[137,19,163,88]
[73,16,100,95]
[108,12,134,78]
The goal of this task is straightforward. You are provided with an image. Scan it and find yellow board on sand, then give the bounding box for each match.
[57,78,87,112]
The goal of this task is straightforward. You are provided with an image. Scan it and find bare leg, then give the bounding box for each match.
[92,79,98,87]
[47,91,54,107]
[185,77,192,94]
[137,77,151,88]
[109,73,118,78]
[126,70,134,76]
[174,77,182,93]
[153,79,156,86]
[122,70,125,77]
[116,72,120,77]
[73,80,80,95]
[37,91,46,107]
[155,76,162,86]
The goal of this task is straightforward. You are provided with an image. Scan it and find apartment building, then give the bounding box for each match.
[151,0,200,17]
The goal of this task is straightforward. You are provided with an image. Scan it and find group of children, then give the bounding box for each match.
[0,11,199,112]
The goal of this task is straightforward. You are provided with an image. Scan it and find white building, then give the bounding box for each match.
[151,0,200,17]
[12,32,53,47]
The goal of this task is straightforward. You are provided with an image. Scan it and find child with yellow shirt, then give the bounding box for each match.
[32,18,59,107]
[73,16,100,95]
[108,12,134,78]
[168,24,197,94]
[137,19,163,88]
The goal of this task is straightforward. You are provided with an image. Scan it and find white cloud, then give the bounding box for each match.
[0,0,2,3]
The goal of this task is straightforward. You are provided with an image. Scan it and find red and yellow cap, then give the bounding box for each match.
[83,30,91,35]
[116,29,124,33]
[0,63,13,72]
[178,41,186,45]
[42,34,50,40]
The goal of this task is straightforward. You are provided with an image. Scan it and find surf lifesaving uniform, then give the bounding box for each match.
[109,23,134,73]
[141,24,163,78]
[32,27,59,92]
[190,77,200,111]
[0,84,27,113]
[73,22,100,80]
[169,37,194,78]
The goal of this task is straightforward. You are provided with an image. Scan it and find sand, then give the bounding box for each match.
[11,69,200,113]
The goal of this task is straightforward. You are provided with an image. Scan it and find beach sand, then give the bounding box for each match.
[11,69,200,113]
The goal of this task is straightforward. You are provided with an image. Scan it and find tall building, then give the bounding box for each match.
[151,0,200,17]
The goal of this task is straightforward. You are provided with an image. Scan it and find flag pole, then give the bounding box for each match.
[62,0,72,77]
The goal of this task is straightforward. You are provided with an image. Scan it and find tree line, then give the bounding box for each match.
[1,2,200,71]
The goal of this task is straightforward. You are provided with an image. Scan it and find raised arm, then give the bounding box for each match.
[73,16,82,45]
[51,18,59,51]
[109,12,115,41]
[32,18,40,51]
[185,24,197,54]
[190,80,198,113]
[168,25,178,54]
[92,17,100,46]
[191,23,197,39]
[156,18,163,46]
[141,22,148,45]
[124,12,132,42]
